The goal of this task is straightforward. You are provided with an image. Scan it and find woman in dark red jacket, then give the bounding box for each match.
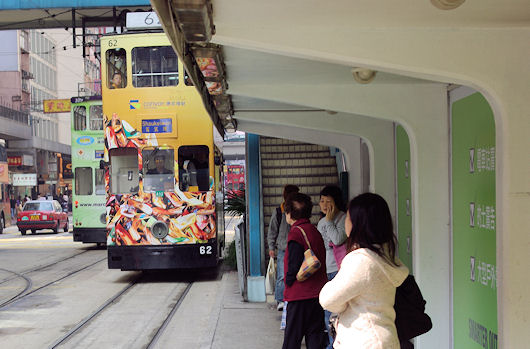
[282,192,328,349]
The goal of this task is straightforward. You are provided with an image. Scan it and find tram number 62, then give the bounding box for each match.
[199,245,212,255]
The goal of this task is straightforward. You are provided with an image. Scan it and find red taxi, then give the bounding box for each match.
[17,200,69,235]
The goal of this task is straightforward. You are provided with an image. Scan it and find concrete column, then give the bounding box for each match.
[245,133,265,302]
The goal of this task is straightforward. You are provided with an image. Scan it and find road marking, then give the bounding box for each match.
[0,236,73,242]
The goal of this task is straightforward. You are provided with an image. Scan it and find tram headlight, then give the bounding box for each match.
[100,213,106,224]
[149,220,169,239]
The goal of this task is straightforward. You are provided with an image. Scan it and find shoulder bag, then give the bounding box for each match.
[394,274,433,341]
[295,226,322,282]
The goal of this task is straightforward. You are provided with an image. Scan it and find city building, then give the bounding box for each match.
[0,28,98,224]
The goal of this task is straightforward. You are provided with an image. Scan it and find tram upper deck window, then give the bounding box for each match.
[75,167,93,195]
[73,106,86,131]
[178,145,210,192]
[142,148,174,192]
[89,104,103,130]
[132,46,178,87]
[106,48,127,89]
[95,168,105,195]
[109,148,139,194]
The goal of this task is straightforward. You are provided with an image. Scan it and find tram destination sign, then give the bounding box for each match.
[141,119,172,133]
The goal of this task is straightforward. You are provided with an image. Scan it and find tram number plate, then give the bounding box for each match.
[199,245,212,256]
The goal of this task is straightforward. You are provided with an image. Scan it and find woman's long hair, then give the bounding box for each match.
[346,193,399,266]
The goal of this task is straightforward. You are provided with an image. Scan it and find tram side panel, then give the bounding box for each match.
[101,33,219,270]
[71,97,107,244]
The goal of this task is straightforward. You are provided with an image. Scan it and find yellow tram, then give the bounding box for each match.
[101,31,224,270]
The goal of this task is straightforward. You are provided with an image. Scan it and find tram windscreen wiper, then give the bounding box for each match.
[145,148,159,168]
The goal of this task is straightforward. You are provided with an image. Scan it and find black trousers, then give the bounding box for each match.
[282,298,326,349]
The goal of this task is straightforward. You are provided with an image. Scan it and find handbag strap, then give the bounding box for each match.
[295,226,312,250]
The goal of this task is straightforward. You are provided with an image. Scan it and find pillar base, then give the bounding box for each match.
[247,276,266,302]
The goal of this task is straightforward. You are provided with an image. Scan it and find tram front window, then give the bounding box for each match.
[142,148,174,192]
[106,48,127,89]
[89,104,103,130]
[95,168,105,195]
[73,106,86,131]
[109,148,139,194]
[178,145,209,192]
[132,46,178,87]
[75,167,93,195]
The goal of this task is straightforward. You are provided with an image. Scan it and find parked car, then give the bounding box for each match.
[17,200,69,235]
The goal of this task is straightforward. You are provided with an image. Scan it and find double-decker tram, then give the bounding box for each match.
[71,96,107,244]
[101,31,224,270]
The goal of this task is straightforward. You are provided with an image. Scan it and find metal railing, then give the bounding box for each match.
[0,104,30,124]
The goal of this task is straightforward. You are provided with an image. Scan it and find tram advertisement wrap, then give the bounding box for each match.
[452,92,497,349]
[104,113,216,246]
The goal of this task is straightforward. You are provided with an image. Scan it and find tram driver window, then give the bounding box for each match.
[73,106,86,131]
[178,145,209,192]
[106,48,127,89]
[89,104,103,130]
[75,167,93,195]
[109,148,139,194]
[132,46,178,87]
[142,148,174,192]
[95,168,106,195]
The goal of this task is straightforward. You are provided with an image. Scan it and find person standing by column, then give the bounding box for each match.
[268,184,300,312]
[319,193,409,348]
[282,192,328,349]
[317,185,347,348]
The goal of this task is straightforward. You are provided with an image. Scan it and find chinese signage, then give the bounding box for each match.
[62,155,73,179]
[8,156,21,166]
[8,155,33,166]
[141,118,172,133]
[452,92,497,349]
[12,173,37,186]
[395,125,413,272]
[43,99,71,113]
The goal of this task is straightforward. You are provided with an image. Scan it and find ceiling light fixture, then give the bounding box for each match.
[351,68,377,84]
[430,0,465,10]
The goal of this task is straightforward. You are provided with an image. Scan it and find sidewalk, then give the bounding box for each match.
[209,271,284,349]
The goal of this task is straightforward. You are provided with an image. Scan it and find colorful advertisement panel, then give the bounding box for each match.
[452,92,497,349]
[0,163,8,183]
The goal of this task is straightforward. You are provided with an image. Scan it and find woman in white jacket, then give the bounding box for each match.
[319,193,409,349]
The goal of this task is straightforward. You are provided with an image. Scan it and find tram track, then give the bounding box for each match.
[0,251,106,309]
[49,276,194,349]
[145,282,193,349]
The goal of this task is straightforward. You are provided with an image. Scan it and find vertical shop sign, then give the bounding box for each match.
[395,124,413,271]
[452,92,497,349]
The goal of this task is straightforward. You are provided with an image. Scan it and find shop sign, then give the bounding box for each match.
[22,154,34,166]
[62,156,73,179]
[43,99,71,113]
[12,173,37,186]
[8,156,22,166]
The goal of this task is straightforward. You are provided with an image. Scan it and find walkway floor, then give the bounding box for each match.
[209,271,284,348]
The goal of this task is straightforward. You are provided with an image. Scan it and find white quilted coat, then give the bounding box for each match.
[319,248,409,349]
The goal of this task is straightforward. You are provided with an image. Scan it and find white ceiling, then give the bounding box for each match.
[206,0,529,129]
